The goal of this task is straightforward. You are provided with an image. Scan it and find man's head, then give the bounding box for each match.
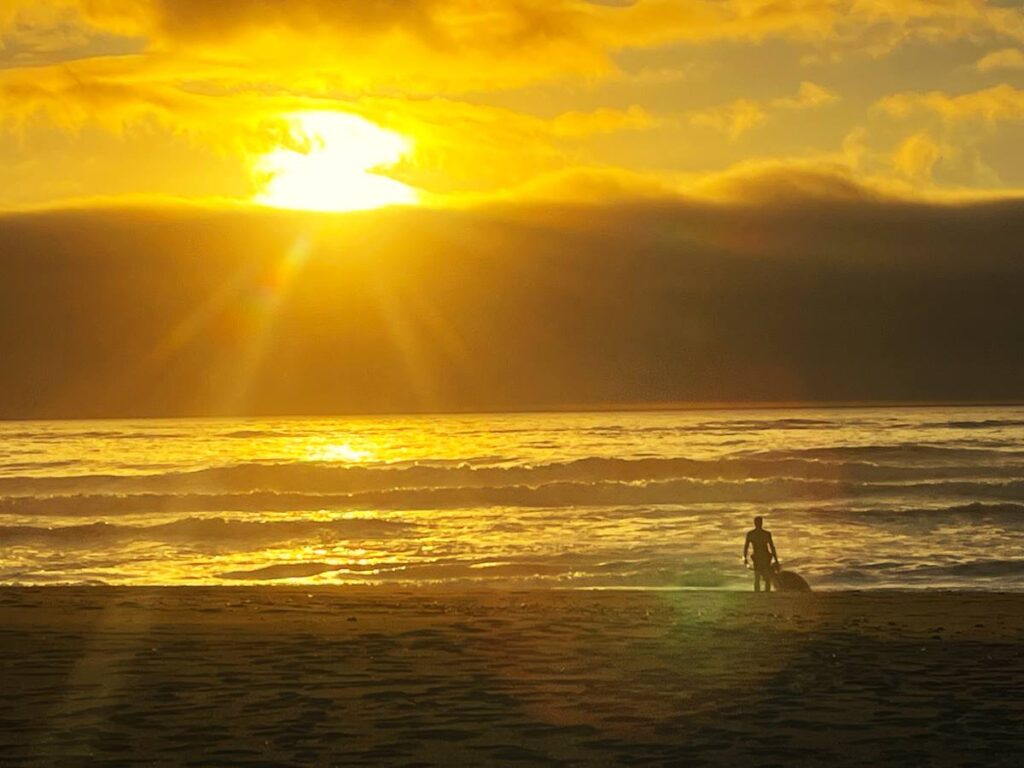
[753,516,763,529]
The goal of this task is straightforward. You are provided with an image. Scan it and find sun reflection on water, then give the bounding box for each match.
[305,441,376,463]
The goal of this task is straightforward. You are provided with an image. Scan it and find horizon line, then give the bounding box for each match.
[3,399,1022,424]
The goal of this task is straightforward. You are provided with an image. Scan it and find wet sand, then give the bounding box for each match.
[1,588,1022,766]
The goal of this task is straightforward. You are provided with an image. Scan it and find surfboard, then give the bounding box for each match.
[771,569,812,592]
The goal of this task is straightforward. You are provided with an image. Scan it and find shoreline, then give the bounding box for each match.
[3,583,1023,593]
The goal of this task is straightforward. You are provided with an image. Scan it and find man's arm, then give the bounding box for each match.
[767,532,779,563]
[743,532,751,563]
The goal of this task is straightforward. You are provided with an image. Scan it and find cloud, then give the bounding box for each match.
[976,47,1024,73]
[678,154,1019,206]
[79,1,1024,53]
[2,189,1023,417]
[467,165,682,204]
[870,84,1024,190]
[0,2,614,93]
[877,84,1024,123]
[0,0,66,31]
[550,105,656,137]
[0,3,94,57]
[1,39,656,205]
[688,81,838,139]
[1,2,1021,211]
[0,56,342,157]
[891,132,948,180]
[689,99,767,140]
[0,60,666,204]
[367,99,662,196]
[5,1,1021,96]
[75,0,695,92]
[771,80,840,110]
[0,59,179,130]
[686,159,888,203]
[0,61,656,149]
[0,49,1014,210]
[808,0,1024,60]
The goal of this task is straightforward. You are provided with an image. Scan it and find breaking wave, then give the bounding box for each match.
[2,477,1023,517]
[0,516,410,547]
[2,449,1023,499]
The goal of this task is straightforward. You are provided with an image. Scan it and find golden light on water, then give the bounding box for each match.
[307,442,376,463]
[255,112,418,212]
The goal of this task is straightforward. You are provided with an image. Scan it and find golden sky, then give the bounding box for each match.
[2,0,1024,210]
[2,1,1024,417]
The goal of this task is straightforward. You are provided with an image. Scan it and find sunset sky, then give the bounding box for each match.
[2,1,1024,417]
[3,0,1024,209]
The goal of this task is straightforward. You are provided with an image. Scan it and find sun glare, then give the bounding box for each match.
[306,441,375,463]
[255,112,418,212]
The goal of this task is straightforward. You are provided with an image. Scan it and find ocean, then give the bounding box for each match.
[1,406,1023,589]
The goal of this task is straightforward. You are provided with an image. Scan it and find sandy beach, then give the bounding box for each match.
[1,588,1022,766]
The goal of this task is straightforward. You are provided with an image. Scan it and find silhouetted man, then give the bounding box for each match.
[743,516,779,592]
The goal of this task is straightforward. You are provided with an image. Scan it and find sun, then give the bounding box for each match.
[255,111,418,212]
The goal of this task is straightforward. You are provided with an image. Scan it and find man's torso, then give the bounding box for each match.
[747,529,772,564]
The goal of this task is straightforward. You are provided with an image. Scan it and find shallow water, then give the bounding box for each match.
[1,406,1023,588]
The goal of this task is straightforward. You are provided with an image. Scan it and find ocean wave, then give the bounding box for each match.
[283,477,1024,509]
[220,429,293,438]
[942,419,1024,429]
[215,554,741,586]
[0,516,411,547]
[806,502,1024,520]
[3,480,1024,518]
[2,451,1023,498]
[218,562,345,580]
[0,430,183,441]
[825,558,1024,585]
[744,444,1024,462]
[0,460,81,472]
[907,559,1024,578]
[699,418,845,430]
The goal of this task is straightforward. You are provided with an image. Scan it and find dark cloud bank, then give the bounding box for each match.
[1,196,1022,418]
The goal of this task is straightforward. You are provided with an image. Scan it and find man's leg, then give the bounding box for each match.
[753,571,762,592]
[763,568,772,592]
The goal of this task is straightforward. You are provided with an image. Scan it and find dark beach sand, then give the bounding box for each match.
[1,588,1022,766]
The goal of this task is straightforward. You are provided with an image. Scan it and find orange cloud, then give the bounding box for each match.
[3,1,1024,211]
[687,159,887,204]
[550,105,656,137]
[377,100,662,196]
[6,1,1020,95]
[84,1,1023,52]
[688,81,838,139]
[891,132,948,180]
[690,99,767,140]
[0,38,665,202]
[976,48,1024,73]
[0,56,335,152]
[771,81,839,110]
[877,84,1024,123]
[467,165,682,205]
